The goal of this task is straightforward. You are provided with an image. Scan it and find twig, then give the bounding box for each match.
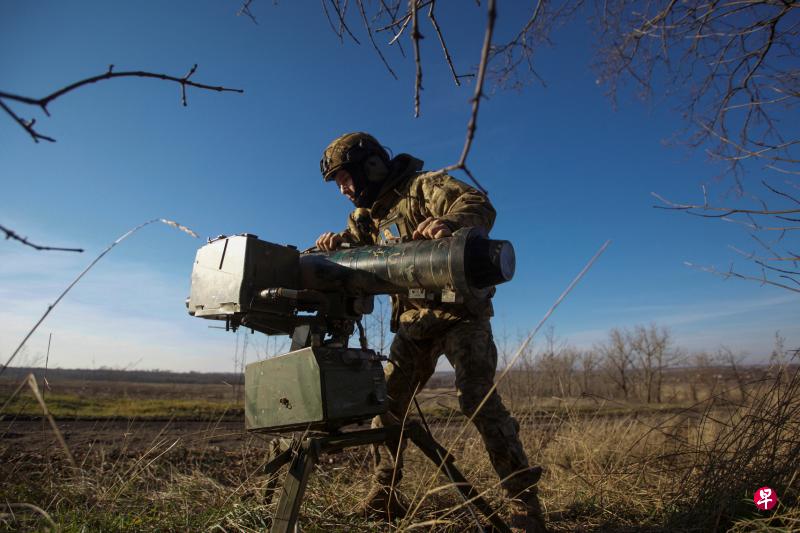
[237,0,259,24]
[0,65,244,142]
[441,0,496,194]
[0,100,56,143]
[357,0,398,79]
[729,246,800,275]
[766,165,800,176]
[388,13,412,45]
[762,179,800,206]
[337,0,347,38]
[375,0,433,33]
[378,0,407,55]
[685,261,800,293]
[427,0,460,86]
[0,223,83,252]
[321,0,343,42]
[487,0,547,89]
[0,218,198,377]
[729,246,800,283]
[411,0,423,118]
[651,192,800,218]
[328,0,361,44]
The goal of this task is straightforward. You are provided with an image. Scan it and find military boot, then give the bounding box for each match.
[357,484,408,522]
[509,488,548,533]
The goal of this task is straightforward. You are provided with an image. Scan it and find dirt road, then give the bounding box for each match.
[0,417,262,457]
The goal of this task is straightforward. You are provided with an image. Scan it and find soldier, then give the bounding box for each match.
[316,132,547,533]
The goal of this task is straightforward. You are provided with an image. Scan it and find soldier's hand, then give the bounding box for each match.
[413,217,452,240]
[316,232,344,251]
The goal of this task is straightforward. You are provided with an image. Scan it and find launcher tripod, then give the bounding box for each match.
[262,421,511,533]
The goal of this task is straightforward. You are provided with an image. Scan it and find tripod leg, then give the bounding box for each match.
[263,445,294,504]
[408,425,511,533]
[270,445,317,533]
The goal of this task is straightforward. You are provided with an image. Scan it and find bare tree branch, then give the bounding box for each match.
[321,0,344,42]
[0,64,244,143]
[237,0,259,24]
[441,0,497,194]
[653,178,800,290]
[312,1,800,292]
[427,0,461,86]
[375,0,433,33]
[487,0,546,90]
[316,1,574,194]
[595,0,800,177]
[329,0,361,44]
[0,99,56,143]
[729,246,800,276]
[0,224,83,252]
[410,0,423,118]
[651,192,800,218]
[377,0,407,56]
[357,0,398,79]
[388,13,412,45]
[767,164,800,176]
[317,0,490,190]
[763,179,800,206]
[684,261,800,294]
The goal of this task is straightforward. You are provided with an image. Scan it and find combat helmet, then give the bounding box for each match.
[320,132,391,207]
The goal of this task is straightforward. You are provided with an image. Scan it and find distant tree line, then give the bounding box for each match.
[0,366,242,385]
[428,324,796,406]
[4,323,794,407]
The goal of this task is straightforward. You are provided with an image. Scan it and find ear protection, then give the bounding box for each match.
[363,154,389,182]
[345,138,389,183]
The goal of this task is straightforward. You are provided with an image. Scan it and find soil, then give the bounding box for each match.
[0,417,262,456]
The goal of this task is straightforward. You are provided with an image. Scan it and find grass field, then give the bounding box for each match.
[1,366,798,532]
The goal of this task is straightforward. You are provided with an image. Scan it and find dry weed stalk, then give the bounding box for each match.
[0,218,198,377]
[0,373,76,469]
[1,503,57,531]
[667,357,800,529]
[421,241,611,505]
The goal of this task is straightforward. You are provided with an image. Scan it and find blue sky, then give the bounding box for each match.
[1,1,797,372]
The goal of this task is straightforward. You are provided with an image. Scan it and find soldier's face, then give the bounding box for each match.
[333,170,356,203]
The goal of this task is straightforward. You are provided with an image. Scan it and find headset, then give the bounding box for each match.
[343,137,389,183]
[321,134,390,183]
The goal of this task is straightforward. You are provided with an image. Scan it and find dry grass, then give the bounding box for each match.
[1,364,798,532]
[2,392,240,419]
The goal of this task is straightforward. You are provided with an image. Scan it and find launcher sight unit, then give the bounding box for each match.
[187,228,515,433]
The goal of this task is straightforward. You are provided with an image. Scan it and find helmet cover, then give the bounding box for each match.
[320,132,389,182]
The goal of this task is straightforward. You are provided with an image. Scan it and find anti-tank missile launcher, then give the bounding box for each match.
[187,228,514,433]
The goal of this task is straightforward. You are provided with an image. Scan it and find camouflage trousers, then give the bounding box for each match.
[371,315,540,499]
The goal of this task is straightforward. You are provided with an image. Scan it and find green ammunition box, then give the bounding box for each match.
[244,346,387,433]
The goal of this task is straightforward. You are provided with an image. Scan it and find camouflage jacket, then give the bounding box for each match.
[339,154,497,336]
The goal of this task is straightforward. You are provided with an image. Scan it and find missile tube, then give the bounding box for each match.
[298,227,515,298]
